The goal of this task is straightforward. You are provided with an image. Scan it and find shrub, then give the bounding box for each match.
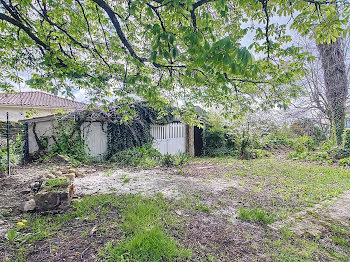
[109,144,161,168]
[329,147,350,160]
[256,149,271,158]
[161,154,175,167]
[287,151,311,160]
[339,157,350,166]
[261,133,293,150]
[0,134,23,174]
[292,135,315,153]
[110,144,189,168]
[343,128,350,150]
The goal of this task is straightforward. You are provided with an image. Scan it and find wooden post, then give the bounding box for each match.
[6,112,10,175]
[187,125,195,156]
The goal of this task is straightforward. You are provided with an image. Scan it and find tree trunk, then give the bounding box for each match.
[317,38,348,145]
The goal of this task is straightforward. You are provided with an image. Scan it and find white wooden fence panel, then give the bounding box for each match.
[81,122,108,158]
[150,123,186,155]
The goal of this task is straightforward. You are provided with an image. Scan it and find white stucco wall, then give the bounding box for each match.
[27,120,57,154]
[0,106,71,121]
[25,119,186,159]
[81,122,108,158]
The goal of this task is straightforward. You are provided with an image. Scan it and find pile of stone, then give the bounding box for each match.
[21,166,97,212]
[21,177,73,212]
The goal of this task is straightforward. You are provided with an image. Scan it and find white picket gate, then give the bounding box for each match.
[150,123,186,155]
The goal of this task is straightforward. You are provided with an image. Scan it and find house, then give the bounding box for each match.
[20,111,203,158]
[0,91,86,121]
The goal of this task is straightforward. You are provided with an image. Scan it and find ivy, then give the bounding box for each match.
[106,102,173,159]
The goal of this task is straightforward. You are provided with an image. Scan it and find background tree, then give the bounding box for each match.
[291,36,350,140]
[0,0,349,121]
[290,2,349,144]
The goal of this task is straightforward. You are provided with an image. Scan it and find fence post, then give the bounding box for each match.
[6,112,10,175]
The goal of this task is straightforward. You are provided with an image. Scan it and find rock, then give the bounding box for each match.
[21,199,36,212]
[20,189,31,195]
[52,170,63,176]
[34,186,73,211]
[74,171,85,178]
[46,173,56,179]
[30,181,43,193]
[51,154,70,163]
[68,168,77,173]
[64,173,75,181]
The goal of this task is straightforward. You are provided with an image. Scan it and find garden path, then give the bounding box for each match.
[269,190,350,236]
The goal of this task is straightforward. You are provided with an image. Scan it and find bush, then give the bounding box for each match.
[339,157,350,166]
[343,128,350,150]
[109,144,161,168]
[287,151,311,160]
[109,144,189,168]
[0,134,23,174]
[292,135,315,153]
[261,133,293,150]
[329,147,350,160]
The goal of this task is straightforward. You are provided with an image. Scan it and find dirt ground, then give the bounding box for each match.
[1,157,350,261]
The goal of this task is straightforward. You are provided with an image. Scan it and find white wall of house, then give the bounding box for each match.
[0,106,71,121]
[81,122,108,158]
[25,119,187,158]
[27,120,57,154]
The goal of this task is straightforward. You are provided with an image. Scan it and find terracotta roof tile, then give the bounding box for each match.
[0,91,86,109]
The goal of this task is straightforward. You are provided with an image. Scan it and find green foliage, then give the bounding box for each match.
[160,153,190,167]
[238,207,275,225]
[104,226,190,262]
[109,144,161,168]
[292,135,315,153]
[322,140,336,151]
[5,228,19,243]
[287,151,311,161]
[0,134,23,173]
[109,144,189,168]
[195,204,211,213]
[338,157,350,167]
[2,0,347,119]
[330,147,350,160]
[343,128,350,150]
[46,118,90,163]
[261,133,293,150]
[106,103,173,158]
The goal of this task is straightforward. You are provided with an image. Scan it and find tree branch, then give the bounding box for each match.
[92,0,147,63]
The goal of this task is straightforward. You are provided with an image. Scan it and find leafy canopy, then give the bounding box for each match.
[0,0,349,118]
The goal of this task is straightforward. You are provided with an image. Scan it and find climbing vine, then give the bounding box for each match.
[105,102,173,159]
[31,102,174,161]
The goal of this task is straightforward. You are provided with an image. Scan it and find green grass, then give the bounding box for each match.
[100,194,191,261]
[204,158,350,218]
[122,178,131,183]
[45,178,68,190]
[195,204,211,213]
[6,194,191,262]
[238,207,275,225]
[104,226,191,262]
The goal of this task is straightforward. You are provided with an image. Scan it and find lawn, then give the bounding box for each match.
[2,156,350,261]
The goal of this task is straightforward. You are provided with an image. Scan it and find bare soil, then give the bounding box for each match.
[1,158,350,261]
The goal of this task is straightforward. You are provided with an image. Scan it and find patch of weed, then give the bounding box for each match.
[238,207,275,225]
[195,204,211,213]
[45,178,68,190]
[100,195,191,261]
